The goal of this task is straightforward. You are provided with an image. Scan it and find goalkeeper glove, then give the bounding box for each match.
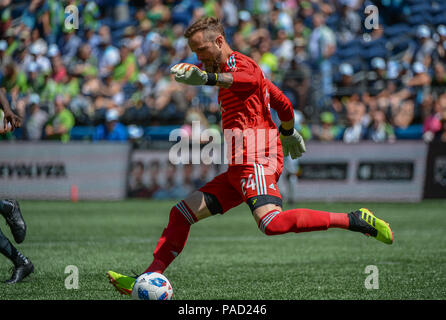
[170,63,217,86]
[279,126,306,159]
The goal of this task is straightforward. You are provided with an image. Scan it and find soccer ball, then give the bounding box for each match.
[131,272,173,300]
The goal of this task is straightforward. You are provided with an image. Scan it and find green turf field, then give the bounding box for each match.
[0,200,445,300]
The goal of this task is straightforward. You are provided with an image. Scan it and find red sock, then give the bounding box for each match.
[258,208,349,236]
[145,201,197,274]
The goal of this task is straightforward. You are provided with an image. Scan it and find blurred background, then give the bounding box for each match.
[0,0,445,202]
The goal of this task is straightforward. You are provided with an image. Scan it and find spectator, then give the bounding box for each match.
[282,57,311,113]
[312,111,343,142]
[335,63,358,96]
[145,0,171,26]
[0,39,11,69]
[112,40,139,84]
[58,28,82,65]
[392,99,415,130]
[24,94,47,140]
[343,101,367,143]
[433,25,446,64]
[336,2,361,44]
[0,63,27,99]
[97,32,120,78]
[365,109,396,143]
[220,0,238,43]
[28,38,51,74]
[402,25,435,69]
[431,61,446,96]
[44,94,75,142]
[407,61,431,107]
[68,43,98,78]
[0,0,12,36]
[271,29,294,69]
[368,57,388,95]
[308,12,336,104]
[93,108,128,142]
[50,54,67,83]
[423,93,446,142]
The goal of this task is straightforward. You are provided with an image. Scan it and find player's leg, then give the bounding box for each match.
[144,190,212,274]
[0,199,27,244]
[107,171,243,295]
[254,205,393,244]
[0,226,34,284]
[107,191,209,295]
[242,164,393,244]
[142,170,243,276]
[252,203,350,234]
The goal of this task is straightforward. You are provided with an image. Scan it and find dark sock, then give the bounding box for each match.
[0,227,26,267]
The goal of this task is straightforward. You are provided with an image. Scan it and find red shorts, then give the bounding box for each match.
[199,164,282,214]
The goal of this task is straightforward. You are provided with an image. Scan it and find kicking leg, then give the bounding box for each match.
[253,205,349,234]
[253,204,393,244]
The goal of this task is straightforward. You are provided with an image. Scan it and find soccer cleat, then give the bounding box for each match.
[1,200,26,244]
[348,208,393,245]
[106,271,136,296]
[5,258,34,284]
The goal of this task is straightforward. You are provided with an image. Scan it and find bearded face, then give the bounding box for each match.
[202,50,222,73]
[188,31,224,73]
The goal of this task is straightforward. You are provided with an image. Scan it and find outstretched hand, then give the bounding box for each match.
[170,63,208,86]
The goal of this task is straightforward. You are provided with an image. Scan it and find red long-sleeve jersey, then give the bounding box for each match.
[217,51,294,175]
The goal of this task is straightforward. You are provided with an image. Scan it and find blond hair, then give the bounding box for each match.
[184,16,226,41]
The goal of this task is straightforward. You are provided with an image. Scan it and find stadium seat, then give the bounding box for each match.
[407,13,431,26]
[394,124,423,140]
[362,45,388,60]
[337,38,362,51]
[337,46,362,60]
[408,3,433,15]
[404,0,427,5]
[386,35,412,56]
[384,24,412,38]
[70,126,96,141]
[433,13,446,26]
[144,125,182,141]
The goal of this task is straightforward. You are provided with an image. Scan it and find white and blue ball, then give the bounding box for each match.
[131,272,173,300]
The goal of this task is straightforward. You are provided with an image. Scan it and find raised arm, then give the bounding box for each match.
[265,78,294,130]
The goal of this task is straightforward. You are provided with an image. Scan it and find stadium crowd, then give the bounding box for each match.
[0,0,446,144]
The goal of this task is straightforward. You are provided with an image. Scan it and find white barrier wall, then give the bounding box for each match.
[0,141,428,202]
[0,142,130,200]
[293,141,428,202]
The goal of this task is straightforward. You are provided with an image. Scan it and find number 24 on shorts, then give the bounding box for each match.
[240,174,256,196]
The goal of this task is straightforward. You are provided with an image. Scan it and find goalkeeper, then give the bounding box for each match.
[0,88,34,284]
[107,17,393,295]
